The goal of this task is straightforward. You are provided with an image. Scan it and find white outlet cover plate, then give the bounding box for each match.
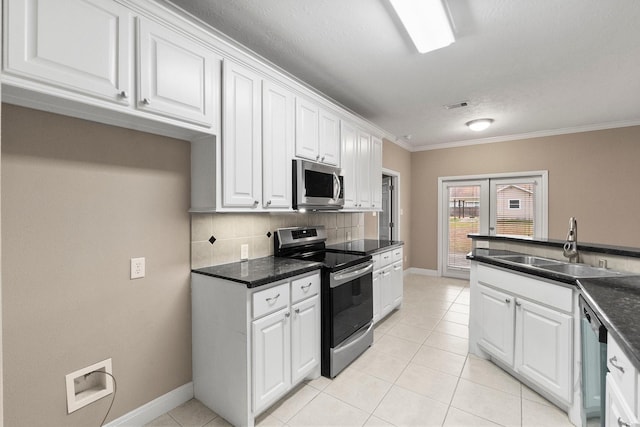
[131,257,145,279]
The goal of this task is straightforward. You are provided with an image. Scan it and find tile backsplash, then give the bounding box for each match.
[191,212,364,269]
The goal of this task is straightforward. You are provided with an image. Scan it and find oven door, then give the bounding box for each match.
[329,261,374,347]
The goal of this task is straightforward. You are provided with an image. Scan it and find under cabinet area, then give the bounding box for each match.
[373,247,403,323]
[192,270,321,427]
[470,264,573,404]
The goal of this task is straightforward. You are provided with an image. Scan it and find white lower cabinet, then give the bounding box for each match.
[605,335,638,427]
[472,264,573,404]
[372,247,403,323]
[192,270,321,427]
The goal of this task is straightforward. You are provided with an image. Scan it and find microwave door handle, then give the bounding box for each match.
[333,172,341,200]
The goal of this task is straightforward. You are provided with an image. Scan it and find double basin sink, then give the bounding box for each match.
[491,254,627,278]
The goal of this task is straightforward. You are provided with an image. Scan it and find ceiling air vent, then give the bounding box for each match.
[444,101,469,110]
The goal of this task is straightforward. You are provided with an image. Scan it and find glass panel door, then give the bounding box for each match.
[442,180,489,278]
[379,176,392,240]
[490,176,544,238]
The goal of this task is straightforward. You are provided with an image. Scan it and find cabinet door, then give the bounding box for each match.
[319,109,340,166]
[370,136,383,210]
[372,268,381,323]
[295,97,320,161]
[262,81,294,209]
[252,308,291,413]
[380,266,394,319]
[515,299,572,402]
[5,0,131,105]
[291,295,320,384]
[340,122,358,209]
[605,375,638,427]
[138,18,219,128]
[356,130,371,209]
[476,284,515,366]
[391,261,403,308]
[222,61,262,207]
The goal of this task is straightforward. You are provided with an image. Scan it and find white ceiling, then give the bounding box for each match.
[166,0,640,150]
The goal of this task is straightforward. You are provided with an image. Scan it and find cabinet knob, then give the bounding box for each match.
[321,156,325,161]
[141,98,151,105]
[515,301,522,307]
[295,308,300,314]
[118,90,129,99]
[285,312,291,318]
[253,200,259,206]
[609,356,625,373]
[505,298,511,303]
[316,155,320,160]
[266,200,272,206]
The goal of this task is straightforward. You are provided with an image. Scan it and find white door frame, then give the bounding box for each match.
[381,168,401,241]
[437,170,548,278]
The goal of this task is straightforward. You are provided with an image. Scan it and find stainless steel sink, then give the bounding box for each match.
[537,263,625,278]
[493,255,564,266]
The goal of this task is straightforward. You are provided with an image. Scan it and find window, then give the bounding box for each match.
[508,199,521,209]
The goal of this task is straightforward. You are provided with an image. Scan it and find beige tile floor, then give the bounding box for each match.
[146,274,574,427]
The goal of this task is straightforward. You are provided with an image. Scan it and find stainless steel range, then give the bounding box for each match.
[274,226,374,378]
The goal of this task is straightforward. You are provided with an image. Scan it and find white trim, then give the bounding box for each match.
[410,119,640,152]
[104,382,194,427]
[405,268,439,277]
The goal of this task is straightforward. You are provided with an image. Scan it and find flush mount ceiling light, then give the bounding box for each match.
[466,118,494,131]
[389,0,455,54]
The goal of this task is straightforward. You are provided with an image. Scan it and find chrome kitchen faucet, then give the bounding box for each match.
[563,217,579,262]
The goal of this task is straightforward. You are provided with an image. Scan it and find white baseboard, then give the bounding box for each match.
[104,382,194,427]
[405,267,439,276]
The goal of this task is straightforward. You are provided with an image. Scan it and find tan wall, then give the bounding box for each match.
[410,125,640,270]
[364,138,412,268]
[1,105,192,425]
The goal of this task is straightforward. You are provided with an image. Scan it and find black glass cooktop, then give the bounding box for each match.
[289,251,371,272]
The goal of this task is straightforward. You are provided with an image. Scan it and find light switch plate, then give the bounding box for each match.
[131,257,145,279]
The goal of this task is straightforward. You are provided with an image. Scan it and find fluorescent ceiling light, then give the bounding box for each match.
[389,0,455,54]
[466,119,494,131]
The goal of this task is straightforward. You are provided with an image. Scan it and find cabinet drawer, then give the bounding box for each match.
[253,283,290,319]
[379,250,393,268]
[477,264,572,312]
[392,247,403,263]
[372,254,382,271]
[607,335,637,413]
[291,273,320,304]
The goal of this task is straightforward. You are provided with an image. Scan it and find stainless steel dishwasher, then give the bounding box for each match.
[579,295,607,427]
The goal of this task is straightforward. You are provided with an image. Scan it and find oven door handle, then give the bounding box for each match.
[330,261,373,288]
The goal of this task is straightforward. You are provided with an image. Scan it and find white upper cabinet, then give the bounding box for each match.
[262,81,294,209]
[137,17,220,128]
[295,97,340,166]
[341,121,358,209]
[222,60,262,208]
[4,0,132,105]
[318,109,341,166]
[356,129,372,209]
[370,136,383,210]
[295,98,320,161]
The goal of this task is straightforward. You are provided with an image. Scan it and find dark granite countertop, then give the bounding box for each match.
[325,239,404,256]
[192,257,322,288]
[468,234,640,258]
[469,248,640,370]
[577,276,640,370]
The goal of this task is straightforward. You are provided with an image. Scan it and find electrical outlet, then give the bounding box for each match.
[65,359,113,413]
[240,244,249,260]
[130,257,145,279]
[346,231,352,241]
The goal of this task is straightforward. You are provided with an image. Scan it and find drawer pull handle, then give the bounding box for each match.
[295,308,300,314]
[505,298,511,303]
[265,293,280,304]
[285,312,290,318]
[141,98,151,105]
[301,283,312,291]
[515,301,522,307]
[609,356,625,373]
[617,417,631,427]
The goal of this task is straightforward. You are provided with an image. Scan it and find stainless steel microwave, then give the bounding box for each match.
[293,160,344,210]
